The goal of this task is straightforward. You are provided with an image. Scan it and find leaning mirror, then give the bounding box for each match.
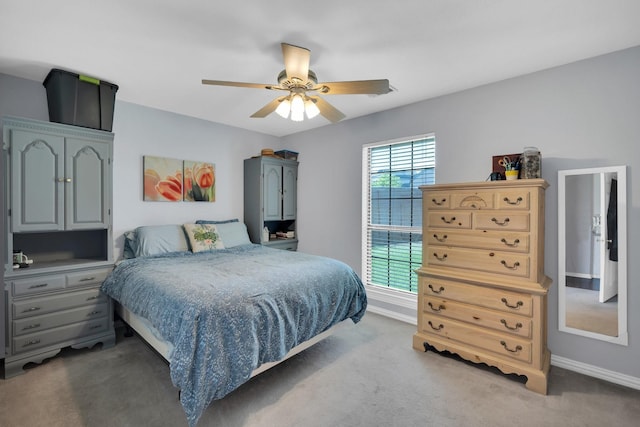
[558,166,627,345]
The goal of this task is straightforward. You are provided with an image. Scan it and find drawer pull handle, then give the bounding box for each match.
[29,283,48,289]
[87,310,102,316]
[501,298,524,309]
[440,216,456,224]
[22,306,41,313]
[433,252,448,261]
[500,238,520,247]
[503,196,523,205]
[428,284,445,294]
[428,302,445,312]
[428,321,444,331]
[23,323,41,330]
[491,217,510,226]
[79,277,96,282]
[500,319,523,331]
[501,260,520,270]
[500,341,523,353]
[89,325,103,330]
[433,234,448,242]
[23,339,41,347]
[86,296,100,301]
[432,198,447,206]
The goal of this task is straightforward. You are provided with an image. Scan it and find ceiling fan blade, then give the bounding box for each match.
[202,79,276,90]
[309,96,346,123]
[316,79,390,95]
[281,43,310,82]
[250,96,287,118]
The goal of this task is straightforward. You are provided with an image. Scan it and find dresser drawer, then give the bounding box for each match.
[66,268,112,288]
[426,247,530,278]
[427,229,530,253]
[450,192,495,209]
[12,318,110,355]
[497,189,531,210]
[423,296,532,338]
[421,314,532,363]
[422,276,533,316]
[11,275,66,297]
[474,212,530,231]
[424,191,451,209]
[12,288,106,320]
[13,302,108,337]
[427,212,472,229]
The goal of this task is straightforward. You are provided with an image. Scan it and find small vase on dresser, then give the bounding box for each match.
[413,179,551,394]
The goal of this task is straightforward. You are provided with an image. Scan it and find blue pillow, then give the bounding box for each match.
[195,218,239,224]
[133,225,190,257]
[122,230,137,259]
[215,222,252,248]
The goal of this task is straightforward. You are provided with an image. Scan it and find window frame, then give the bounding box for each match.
[361,133,435,298]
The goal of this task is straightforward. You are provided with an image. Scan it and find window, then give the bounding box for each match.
[362,135,435,293]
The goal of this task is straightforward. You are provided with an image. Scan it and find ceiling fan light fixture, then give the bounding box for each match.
[304,97,320,119]
[290,94,305,122]
[275,97,291,118]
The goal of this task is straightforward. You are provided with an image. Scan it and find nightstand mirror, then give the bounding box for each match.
[558,166,628,345]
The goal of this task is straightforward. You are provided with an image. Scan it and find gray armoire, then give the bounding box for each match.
[2,116,116,378]
[244,155,298,251]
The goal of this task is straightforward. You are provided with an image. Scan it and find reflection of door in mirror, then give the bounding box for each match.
[558,166,627,346]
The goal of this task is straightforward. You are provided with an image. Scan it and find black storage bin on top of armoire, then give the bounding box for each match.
[43,68,118,131]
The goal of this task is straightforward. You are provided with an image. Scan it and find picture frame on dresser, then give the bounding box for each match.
[413,179,551,394]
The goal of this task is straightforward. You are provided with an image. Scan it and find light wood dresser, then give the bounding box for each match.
[413,179,551,394]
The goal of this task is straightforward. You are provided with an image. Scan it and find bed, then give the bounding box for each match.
[100,222,367,426]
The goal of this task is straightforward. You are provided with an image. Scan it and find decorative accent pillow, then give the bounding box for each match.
[183,223,225,252]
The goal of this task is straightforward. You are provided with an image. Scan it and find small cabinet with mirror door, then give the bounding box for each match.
[558,166,627,345]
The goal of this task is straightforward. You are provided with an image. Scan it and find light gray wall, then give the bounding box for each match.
[109,102,279,257]
[283,46,640,379]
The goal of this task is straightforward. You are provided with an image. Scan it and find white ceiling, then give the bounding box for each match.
[2,1,640,137]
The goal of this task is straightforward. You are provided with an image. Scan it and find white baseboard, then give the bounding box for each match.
[366,304,416,325]
[551,354,640,390]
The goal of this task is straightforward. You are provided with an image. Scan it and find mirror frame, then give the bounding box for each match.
[558,165,628,345]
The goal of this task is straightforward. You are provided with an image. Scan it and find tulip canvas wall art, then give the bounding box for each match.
[183,160,216,202]
[143,156,183,201]
[142,156,216,202]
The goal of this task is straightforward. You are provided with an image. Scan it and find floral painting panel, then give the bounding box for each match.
[184,161,216,202]
[143,156,183,201]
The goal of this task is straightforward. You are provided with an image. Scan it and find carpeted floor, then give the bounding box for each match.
[565,287,618,336]
[1,312,639,427]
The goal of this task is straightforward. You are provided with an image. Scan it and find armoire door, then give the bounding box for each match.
[282,165,297,220]
[65,138,111,229]
[10,130,65,232]
[263,162,282,221]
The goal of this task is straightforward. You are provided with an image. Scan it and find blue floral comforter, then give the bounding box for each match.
[101,244,367,426]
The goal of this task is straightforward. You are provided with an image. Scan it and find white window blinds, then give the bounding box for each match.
[362,135,435,293]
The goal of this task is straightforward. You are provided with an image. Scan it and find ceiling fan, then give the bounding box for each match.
[202,43,391,123]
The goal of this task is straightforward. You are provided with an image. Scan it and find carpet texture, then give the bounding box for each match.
[1,312,638,427]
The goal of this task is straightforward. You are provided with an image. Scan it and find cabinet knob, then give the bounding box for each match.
[57,178,72,183]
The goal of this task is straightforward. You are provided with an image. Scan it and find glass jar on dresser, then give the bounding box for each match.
[413,179,551,394]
